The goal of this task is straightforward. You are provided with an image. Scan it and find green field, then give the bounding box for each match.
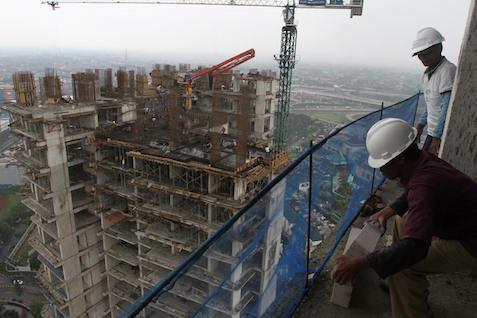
[305,111,349,125]
[0,186,21,222]
[12,237,32,266]
[0,186,31,243]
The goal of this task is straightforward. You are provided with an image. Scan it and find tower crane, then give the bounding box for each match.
[44,0,364,170]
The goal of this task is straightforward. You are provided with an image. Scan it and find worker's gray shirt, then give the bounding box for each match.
[421,57,456,138]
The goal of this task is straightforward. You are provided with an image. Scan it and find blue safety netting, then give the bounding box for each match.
[120,93,419,318]
[310,94,418,276]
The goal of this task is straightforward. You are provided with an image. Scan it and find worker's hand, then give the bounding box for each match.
[416,124,425,143]
[430,138,441,155]
[332,255,368,285]
[366,206,396,235]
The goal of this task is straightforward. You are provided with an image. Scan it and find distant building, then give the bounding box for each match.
[0,83,15,105]
[12,72,37,106]
[0,112,10,132]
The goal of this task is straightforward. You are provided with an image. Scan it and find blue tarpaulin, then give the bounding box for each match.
[299,0,326,5]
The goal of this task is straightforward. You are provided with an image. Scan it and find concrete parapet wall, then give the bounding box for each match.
[441,0,477,181]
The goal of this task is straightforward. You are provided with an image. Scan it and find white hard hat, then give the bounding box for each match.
[366,118,418,168]
[411,27,445,56]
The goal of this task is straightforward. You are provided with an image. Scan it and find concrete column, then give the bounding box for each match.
[229,240,243,315]
[233,179,245,201]
[207,204,213,224]
[20,108,106,318]
[44,116,83,298]
[230,272,242,316]
[169,165,177,186]
[32,182,38,201]
[255,180,286,314]
[440,0,477,181]
[64,274,84,299]
[68,295,87,318]
[58,235,79,260]
[208,173,216,194]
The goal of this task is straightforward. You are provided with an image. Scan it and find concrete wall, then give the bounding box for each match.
[252,79,275,141]
[440,0,477,181]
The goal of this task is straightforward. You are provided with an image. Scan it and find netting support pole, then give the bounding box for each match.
[370,102,384,194]
[412,91,421,125]
[305,139,313,289]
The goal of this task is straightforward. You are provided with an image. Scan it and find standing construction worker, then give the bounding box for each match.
[412,27,456,155]
[332,118,477,318]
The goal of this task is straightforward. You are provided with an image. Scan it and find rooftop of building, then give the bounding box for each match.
[98,124,269,174]
[2,102,96,120]
[2,98,130,117]
[4,64,278,173]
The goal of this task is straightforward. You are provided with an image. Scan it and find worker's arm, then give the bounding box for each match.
[434,59,456,140]
[370,183,435,278]
[416,107,427,139]
[366,193,408,233]
[433,91,452,139]
[333,238,429,283]
[333,255,369,284]
[428,91,452,154]
[416,92,428,141]
[366,206,397,234]
[389,192,408,216]
[367,238,429,278]
[418,109,427,126]
[334,184,436,284]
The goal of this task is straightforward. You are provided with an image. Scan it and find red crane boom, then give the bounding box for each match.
[184,48,255,109]
[190,48,255,81]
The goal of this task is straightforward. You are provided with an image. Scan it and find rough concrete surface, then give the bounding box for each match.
[296,266,477,318]
[295,179,477,318]
[441,0,477,182]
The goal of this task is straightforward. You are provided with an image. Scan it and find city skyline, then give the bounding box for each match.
[0,0,471,69]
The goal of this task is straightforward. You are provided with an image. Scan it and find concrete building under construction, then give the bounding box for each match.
[4,62,282,318]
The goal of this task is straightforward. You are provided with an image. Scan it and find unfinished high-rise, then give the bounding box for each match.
[4,64,281,318]
[12,71,37,106]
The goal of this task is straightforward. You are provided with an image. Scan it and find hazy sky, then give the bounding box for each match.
[0,0,472,69]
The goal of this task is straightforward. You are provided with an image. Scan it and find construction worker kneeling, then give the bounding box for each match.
[332,118,477,318]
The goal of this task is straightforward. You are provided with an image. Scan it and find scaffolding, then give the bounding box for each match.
[72,72,97,102]
[41,68,62,104]
[116,68,129,97]
[12,71,37,106]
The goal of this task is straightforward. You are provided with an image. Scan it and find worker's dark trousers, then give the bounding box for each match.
[388,216,477,318]
[422,135,435,153]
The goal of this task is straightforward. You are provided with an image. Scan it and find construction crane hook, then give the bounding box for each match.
[44,1,60,10]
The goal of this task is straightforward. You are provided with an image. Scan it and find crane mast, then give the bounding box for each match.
[273,2,297,160]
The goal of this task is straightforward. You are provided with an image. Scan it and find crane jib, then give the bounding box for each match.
[43,0,363,10]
